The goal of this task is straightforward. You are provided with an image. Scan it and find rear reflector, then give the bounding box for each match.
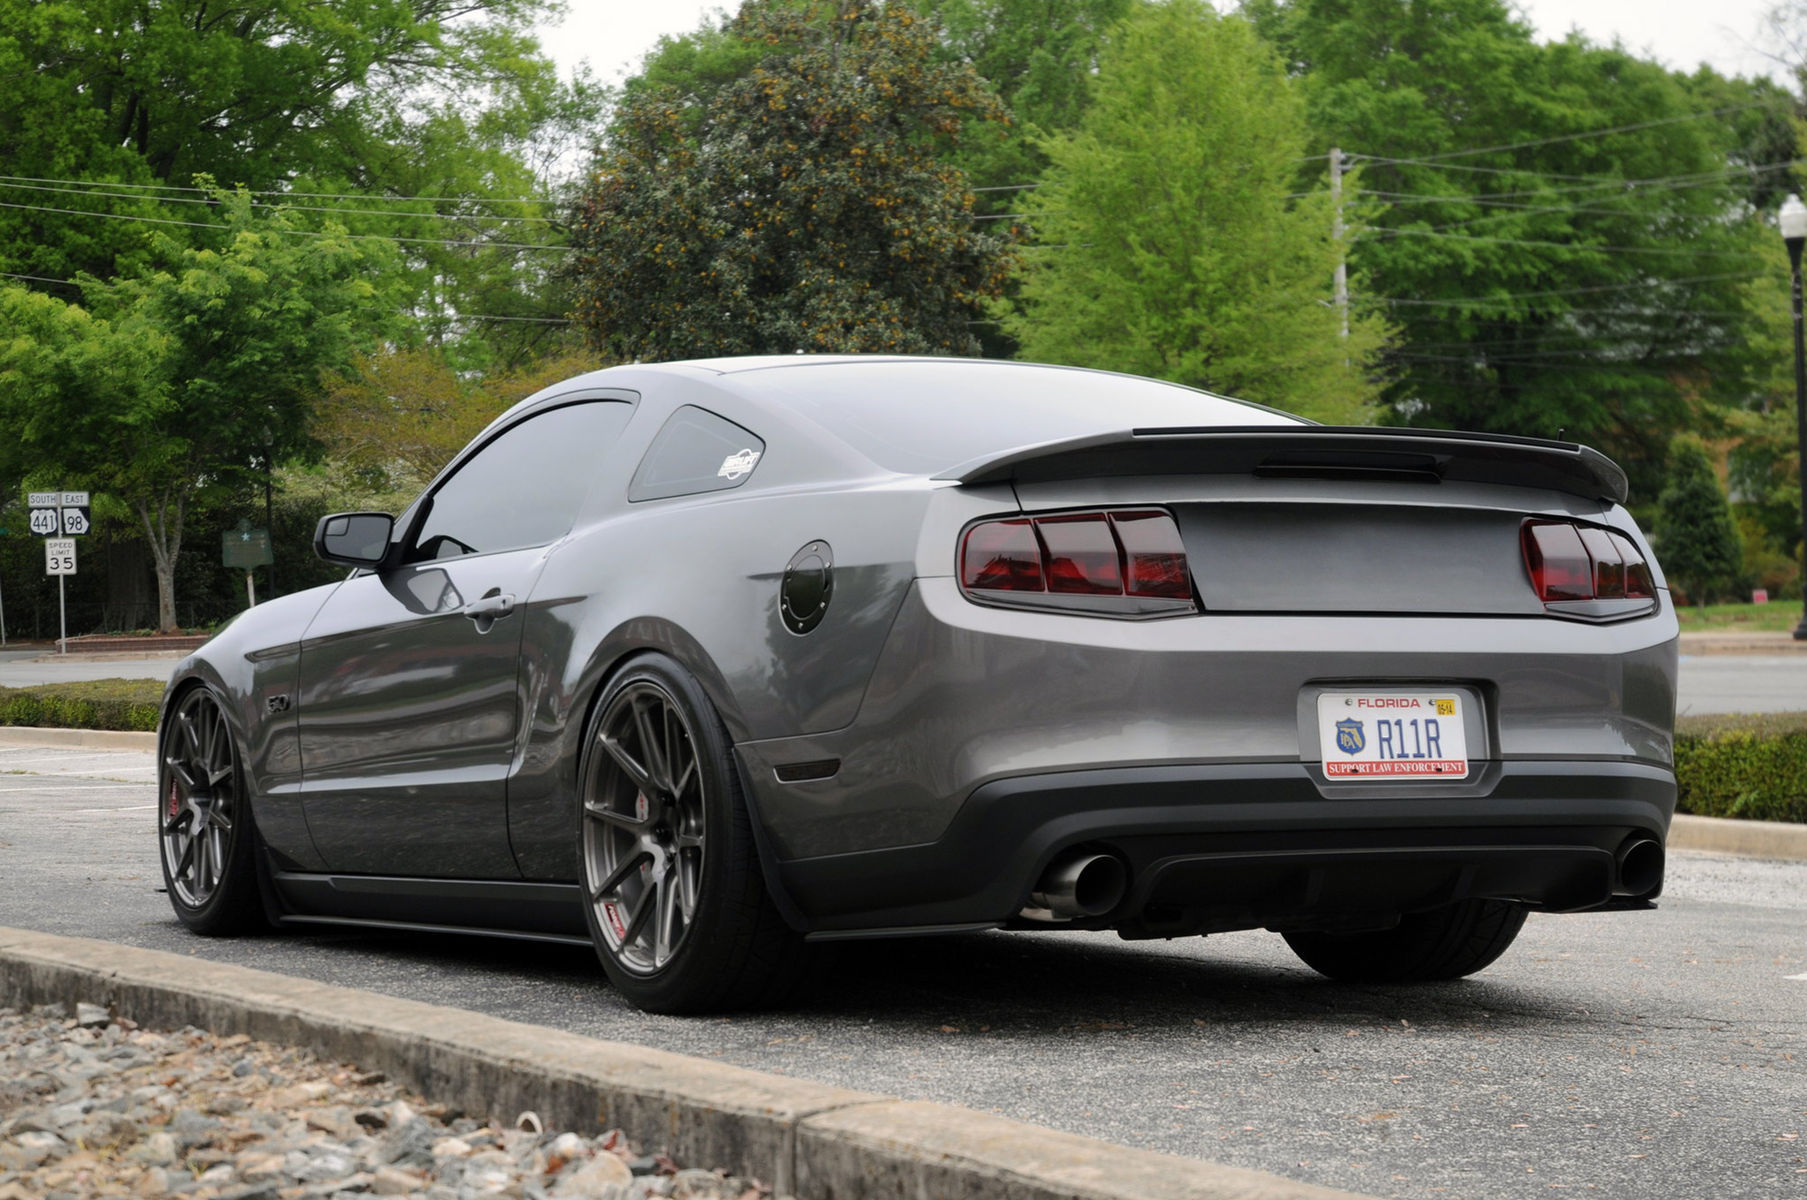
[960,509,1195,617]
[1521,519,1656,617]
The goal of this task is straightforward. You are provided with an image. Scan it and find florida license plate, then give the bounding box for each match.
[1316,692,1469,780]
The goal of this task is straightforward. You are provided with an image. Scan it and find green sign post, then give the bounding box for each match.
[222,520,274,608]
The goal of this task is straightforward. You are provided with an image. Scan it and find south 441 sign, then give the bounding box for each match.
[26,491,90,537]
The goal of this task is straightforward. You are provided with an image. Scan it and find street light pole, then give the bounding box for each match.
[1781,195,1807,639]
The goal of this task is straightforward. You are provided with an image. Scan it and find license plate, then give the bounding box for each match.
[1316,692,1469,780]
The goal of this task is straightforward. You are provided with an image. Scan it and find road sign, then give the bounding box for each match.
[222,526,273,570]
[45,538,76,575]
[59,492,90,536]
[27,492,60,536]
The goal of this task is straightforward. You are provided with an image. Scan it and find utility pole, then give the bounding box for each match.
[1330,147,1349,343]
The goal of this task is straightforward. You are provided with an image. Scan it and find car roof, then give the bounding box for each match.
[534,356,1301,479]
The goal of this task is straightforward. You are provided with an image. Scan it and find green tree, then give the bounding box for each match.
[1654,436,1746,604]
[1006,1,1385,420]
[567,0,1013,360]
[1248,0,1788,494]
[0,0,591,369]
[0,194,383,631]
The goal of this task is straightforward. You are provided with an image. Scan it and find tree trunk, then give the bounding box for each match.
[137,493,187,634]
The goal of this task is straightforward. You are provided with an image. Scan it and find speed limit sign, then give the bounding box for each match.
[45,539,75,575]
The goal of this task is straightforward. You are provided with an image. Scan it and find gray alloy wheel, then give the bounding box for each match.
[582,678,707,975]
[159,686,263,935]
[578,654,807,1013]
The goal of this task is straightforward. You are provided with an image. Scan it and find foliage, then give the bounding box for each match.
[1247,0,1792,498]
[0,0,592,368]
[1675,711,1807,824]
[0,679,163,733]
[568,0,1014,360]
[1672,599,1804,632]
[1654,436,1746,604]
[1006,1,1385,420]
[319,347,606,494]
[0,192,384,631]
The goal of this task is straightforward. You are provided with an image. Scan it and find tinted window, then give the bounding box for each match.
[727,362,1299,475]
[409,401,632,560]
[628,406,766,502]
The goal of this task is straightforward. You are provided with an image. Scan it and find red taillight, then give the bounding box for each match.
[960,519,1044,592]
[960,508,1195,615]
[1521,519,1656,612]
[1112,510,1193,599]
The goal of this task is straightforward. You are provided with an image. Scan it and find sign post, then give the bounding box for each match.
[45,538,75,654]
[222,522,273,609]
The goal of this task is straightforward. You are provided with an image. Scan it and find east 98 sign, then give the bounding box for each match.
[26,491,90,537]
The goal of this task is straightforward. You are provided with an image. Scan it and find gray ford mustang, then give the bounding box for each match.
[158,356,1677,1013]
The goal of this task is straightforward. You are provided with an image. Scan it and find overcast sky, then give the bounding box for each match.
[539,1,1788,88]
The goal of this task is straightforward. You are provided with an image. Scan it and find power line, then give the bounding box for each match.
[1349,101,1783,165]
[1358,272,1763,307]
[0,180,558,226]
[0,199,567,253]
[0,173,551,208]
[1369,227,1749,259]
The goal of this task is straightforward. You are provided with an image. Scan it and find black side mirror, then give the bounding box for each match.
[315,512,395,568]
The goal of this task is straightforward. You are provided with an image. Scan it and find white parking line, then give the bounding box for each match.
[1787,972,1807,981]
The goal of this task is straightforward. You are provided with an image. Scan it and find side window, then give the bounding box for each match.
[408,401,632,561]
[628,406,766,502]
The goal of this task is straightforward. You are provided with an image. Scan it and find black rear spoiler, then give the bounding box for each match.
[935,425,1629,505]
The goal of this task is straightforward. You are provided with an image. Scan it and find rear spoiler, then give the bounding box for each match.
[935,425,1629,505]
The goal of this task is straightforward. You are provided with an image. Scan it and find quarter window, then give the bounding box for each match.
[408,401,632,561]
[629,406,766,502]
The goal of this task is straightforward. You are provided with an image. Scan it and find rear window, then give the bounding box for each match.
[731,362,1298,475]
[629,406,766,502]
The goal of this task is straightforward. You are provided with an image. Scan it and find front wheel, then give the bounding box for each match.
[577,654,805,1014]
[158,685,265,936]
[1283,899,1528,983]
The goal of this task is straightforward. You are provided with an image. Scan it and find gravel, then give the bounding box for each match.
[0,1003,774,1200]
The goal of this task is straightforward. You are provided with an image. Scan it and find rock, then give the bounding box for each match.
[128,1131,179,1166]
[74,1003,110,1028]
[430,1136,473,1159]
[371,1164,425,1195]
[543,1132,588,1174]
[353,1108,390,1132]
[668,1169,735,1200]
[552,1152,633,1197]
[378,1117,437,1169]
[305,1107,362,1140]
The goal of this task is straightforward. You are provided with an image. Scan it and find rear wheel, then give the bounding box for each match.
[578,654,805,1014]
[159,685,265,935]
[1283,899,1528,983]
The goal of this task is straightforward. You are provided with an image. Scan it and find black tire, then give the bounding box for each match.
[1283,899,1528,983]
[577,654,806,1014]
[158,684,266,936]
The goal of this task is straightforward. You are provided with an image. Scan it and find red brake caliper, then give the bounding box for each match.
[166,777,181,821]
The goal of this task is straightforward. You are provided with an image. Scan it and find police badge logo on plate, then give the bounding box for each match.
[1315,692,1469,780]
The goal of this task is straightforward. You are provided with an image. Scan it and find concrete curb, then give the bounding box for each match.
[0,726,157,751]
[1668,813,1807,862]
[0,927,1366,1200]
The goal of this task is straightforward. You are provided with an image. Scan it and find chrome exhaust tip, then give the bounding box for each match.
[1613,836,1664,897]
[1027,852,1128,920]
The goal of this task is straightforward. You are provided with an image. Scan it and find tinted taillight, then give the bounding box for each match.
[960,519,1043,592]
[959,509,1196,617]
[1521,519,1657,619]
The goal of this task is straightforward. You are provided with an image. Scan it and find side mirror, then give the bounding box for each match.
[314,512,395,568]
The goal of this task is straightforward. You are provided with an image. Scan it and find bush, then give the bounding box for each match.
[0,679,163,732]
[1674,712,1807,824]
[1654,436,1744,604]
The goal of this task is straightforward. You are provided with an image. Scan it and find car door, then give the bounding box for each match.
[295,398,635,877]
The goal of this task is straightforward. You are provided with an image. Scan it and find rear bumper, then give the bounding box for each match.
[772,759,1675,934]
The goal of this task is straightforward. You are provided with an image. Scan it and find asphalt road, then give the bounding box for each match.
[0,647,1801,714]
[0,744,1800,1199]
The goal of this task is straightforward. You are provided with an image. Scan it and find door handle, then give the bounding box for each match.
[463,591,516,632]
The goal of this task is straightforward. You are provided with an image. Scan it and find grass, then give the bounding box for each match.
[1673,599,1801,633]
[0,678,164,733]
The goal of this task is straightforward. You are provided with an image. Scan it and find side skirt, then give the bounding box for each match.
[269,871,590,941]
